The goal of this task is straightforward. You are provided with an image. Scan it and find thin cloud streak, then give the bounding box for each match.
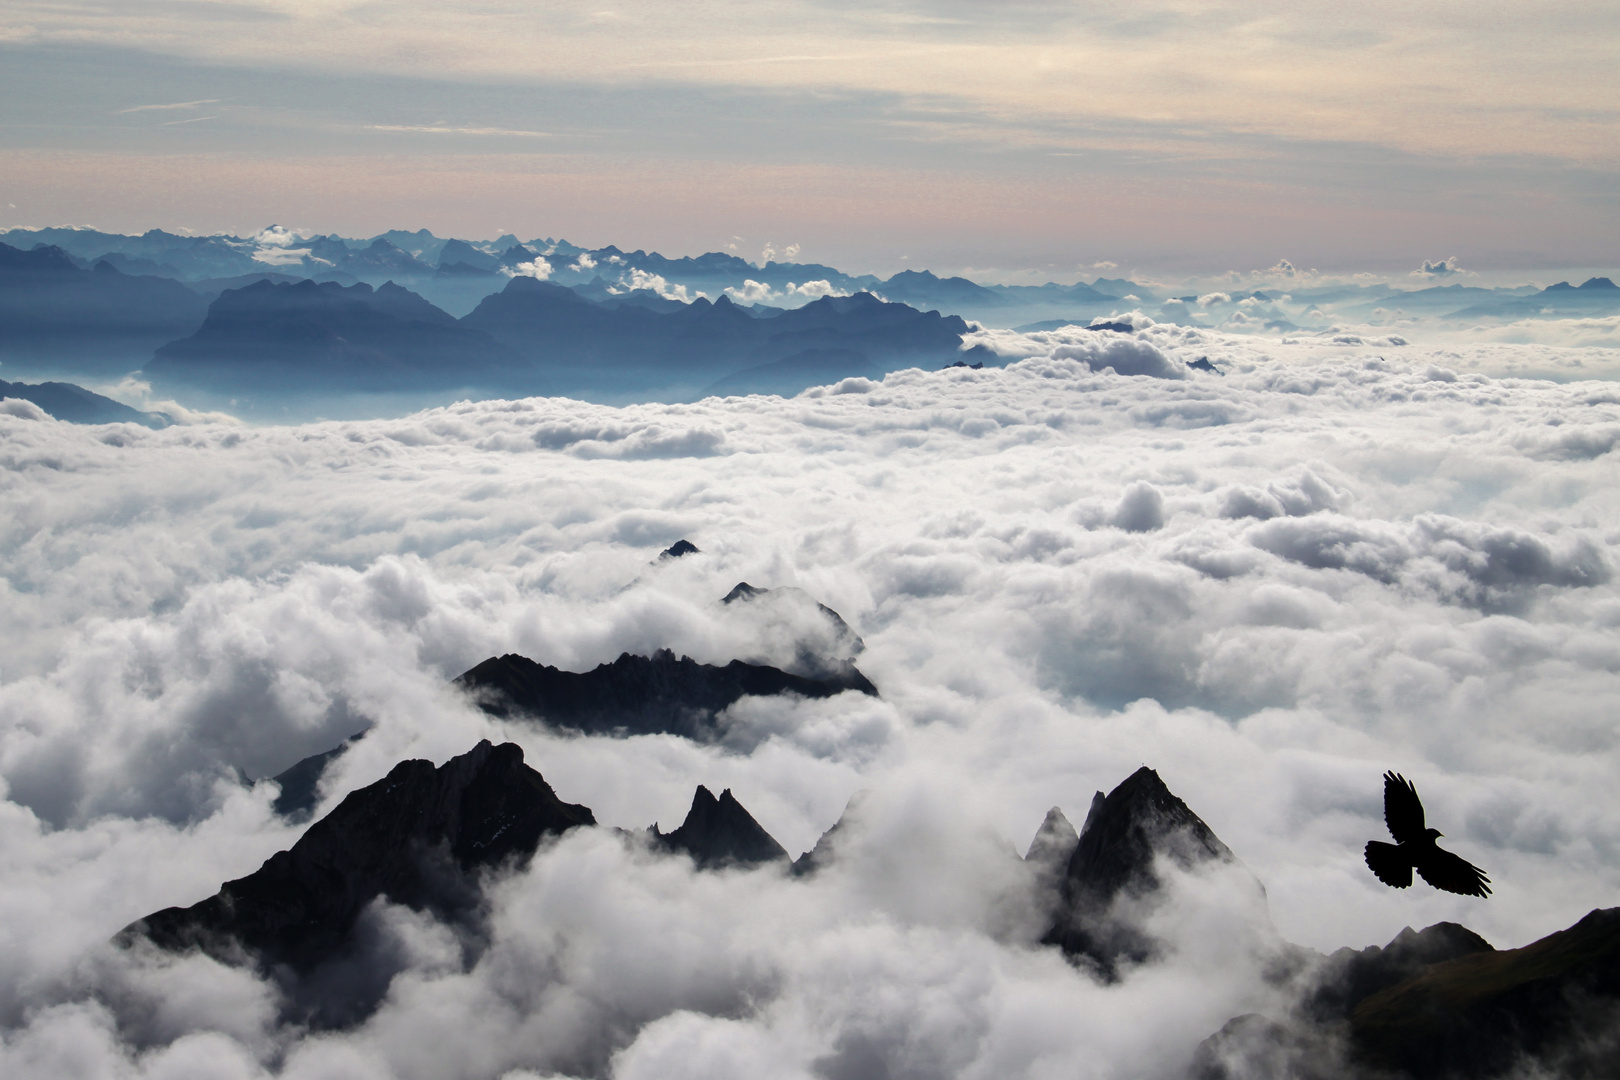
[114,98,221,114]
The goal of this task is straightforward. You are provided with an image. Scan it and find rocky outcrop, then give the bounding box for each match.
[1305,922,1495,1023]
[456,648,877,741]
[654,786,789,869]
[123,741,594,974]
[1042,767,1238,977]
[1349,907,1620,1078]
[1196,910,1620,1079]
[267,731,368,821]
[720,581,866,678]
[659,538,700,559]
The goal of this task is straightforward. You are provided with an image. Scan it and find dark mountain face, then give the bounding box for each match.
[1305,922,1495,1023]
[147,278,519,395]
[719,581,867,678]
[0,243,209,373]
[0,378,171,427]
[122,741,593,1015]
[455,648,877,743]
[1042,766,1240,976]
[1348,907,1620,1079]
[654,786,790,869]
[268,731,369,822]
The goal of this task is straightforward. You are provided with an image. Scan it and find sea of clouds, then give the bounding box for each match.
[3,329,1620,1078]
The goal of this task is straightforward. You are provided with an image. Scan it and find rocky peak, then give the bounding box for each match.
[1043,766,1238,975]
[655,785,789,869]
[123,740,594,974]
[1024,805,1080,868]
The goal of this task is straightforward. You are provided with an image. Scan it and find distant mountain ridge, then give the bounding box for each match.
[0,242,209,372]
[144,273,993,403]
[0,376,172,427]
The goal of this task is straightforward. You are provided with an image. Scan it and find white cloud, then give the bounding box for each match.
[616,268,697,302]
[723,279,846,306]
[3,341,1620,1077]
[506,258,554,280]
[1413,256,1466,277]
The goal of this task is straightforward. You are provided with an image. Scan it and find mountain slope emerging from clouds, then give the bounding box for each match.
[456,648,878,742]
[124,741,595,977]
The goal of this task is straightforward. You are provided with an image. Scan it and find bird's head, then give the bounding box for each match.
[1426,828,1443,839]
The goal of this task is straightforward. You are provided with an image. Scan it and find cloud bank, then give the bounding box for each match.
[3,338,1620,1077]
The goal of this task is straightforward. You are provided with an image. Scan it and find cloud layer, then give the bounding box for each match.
[3,337,1620,1076]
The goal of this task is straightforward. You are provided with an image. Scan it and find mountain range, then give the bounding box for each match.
[4,226,1616,419]
[123,737,1617,1076]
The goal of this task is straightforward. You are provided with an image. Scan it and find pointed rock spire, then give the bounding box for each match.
[657,785,789,869]
[1043,766,1238,976]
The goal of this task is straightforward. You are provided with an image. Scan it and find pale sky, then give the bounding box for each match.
[1,0,1616,274]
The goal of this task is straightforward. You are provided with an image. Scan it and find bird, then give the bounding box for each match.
[1365,771,1491,897]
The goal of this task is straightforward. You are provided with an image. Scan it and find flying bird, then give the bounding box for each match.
[1365,771,1491,897]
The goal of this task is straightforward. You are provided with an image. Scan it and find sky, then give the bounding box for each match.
[2,0,1618,275]
[4,331,1620,1077]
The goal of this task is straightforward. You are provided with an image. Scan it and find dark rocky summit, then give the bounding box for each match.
[659,538,700,559]
[1305,921,1495,1023]
[653,786,790,869]
[1196,901,1620,1078]
[1043,766,1240,977]
[123,741,593,977]
[455,648,877,741]
[1349,907,1620,1078]
[720,580,867,676]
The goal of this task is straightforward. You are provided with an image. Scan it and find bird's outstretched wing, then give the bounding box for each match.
[1416,847,1492,898]
[1383,771,1426,844]
[1365,841,1413,888]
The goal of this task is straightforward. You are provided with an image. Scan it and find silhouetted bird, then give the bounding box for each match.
[1365,771,1491,897]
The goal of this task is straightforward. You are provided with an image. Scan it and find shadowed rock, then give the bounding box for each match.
[1043,766,1238,977]
[654,786,789,869]
[720,581,866,677]
[792,791,868,877]
[1306,922,1495,1023]
[122,740,594,977]
[456,648,877,742]
[659,538,700,559]
[1024,806,1081,867]
[1350,907,1620,1079]
[268,731,368,822]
